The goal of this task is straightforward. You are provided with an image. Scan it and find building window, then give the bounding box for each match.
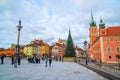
[109,55,112,59]
[114,37,118,42]
[106,38,110,42]
[116,46,120,52]
[102,32,105,34]
[107,47,111,52]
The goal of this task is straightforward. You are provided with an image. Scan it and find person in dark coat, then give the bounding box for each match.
[37,56,40,64]
[11,55,14,65]
[18,56,21,65]
[49,57,52,67]
[1,54,5,64]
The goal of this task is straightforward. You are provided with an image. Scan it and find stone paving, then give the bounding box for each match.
[0,58,109,80]
[78,59,120,80]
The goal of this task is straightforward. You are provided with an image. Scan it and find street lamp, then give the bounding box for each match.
[84,40,88,65]
[15,20,22,66]
[116,54,120,69]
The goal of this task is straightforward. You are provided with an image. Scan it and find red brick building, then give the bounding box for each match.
[88,14,120,64]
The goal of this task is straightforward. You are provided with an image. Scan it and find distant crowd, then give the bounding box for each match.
[0,54,64,68]
[27,56,52,67]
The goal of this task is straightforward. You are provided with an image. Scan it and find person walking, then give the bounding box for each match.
[18,56,21,65]
[35,56,38,63]
[49,57,52,67]
[37,56,40,64]
[1,54,5,64]
[44,56,48,67]
[11,55,14,65]
[13,56,17,68]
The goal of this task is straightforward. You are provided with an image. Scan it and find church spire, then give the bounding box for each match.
[100,16,103,23]
[90,12,96,27]
[91,12,94,21]
[99,16,105,29]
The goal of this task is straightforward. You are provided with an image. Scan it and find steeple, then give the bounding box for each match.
[89,12,96,27]
[99,16,105,29]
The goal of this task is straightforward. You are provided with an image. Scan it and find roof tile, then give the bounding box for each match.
[106,26,120,35]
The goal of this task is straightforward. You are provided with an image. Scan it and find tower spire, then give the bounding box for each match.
[99,16,105,29]
[91,11,93,20]
[90,11,96,27]
[100,16,103,23]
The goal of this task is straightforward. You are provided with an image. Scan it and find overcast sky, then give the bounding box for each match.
[0,0,120,48]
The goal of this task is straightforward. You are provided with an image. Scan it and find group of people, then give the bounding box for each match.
[0,54,20,68]
[27,56,52,67]
[52,56,64,62]
[28,56,40,63]
[1,54,52,68]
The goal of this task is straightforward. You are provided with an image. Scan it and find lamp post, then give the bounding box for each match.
[84,40,88,65]
[15,20,22,66]
[116,54,120,69]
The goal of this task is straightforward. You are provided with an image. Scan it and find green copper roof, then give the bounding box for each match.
[99,16,105,29]
[89,13,96,27]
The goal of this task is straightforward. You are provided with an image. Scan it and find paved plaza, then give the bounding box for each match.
[0,58,108,80]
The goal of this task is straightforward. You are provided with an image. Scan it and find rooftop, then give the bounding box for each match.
[106,26,120,35]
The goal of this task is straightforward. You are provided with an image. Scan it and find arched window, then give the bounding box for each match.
[109,55,112,59]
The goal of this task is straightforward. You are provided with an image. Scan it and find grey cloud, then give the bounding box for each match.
[0,0,120,48]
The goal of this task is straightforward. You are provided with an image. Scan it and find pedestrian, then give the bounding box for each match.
[59,57,61,62]
[33,56,36,63]
[49,57,52,67]
[35,56,38,63]
[37,56,40,64]
[28,57,30,63]
[13,56,17,68]
[11,55,14,65]
[18,56,21,65]
[62,57,64,62]
[1,54,5,64]
[44,56,48,67]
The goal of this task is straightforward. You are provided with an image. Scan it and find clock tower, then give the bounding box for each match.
[89,13,98,45]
